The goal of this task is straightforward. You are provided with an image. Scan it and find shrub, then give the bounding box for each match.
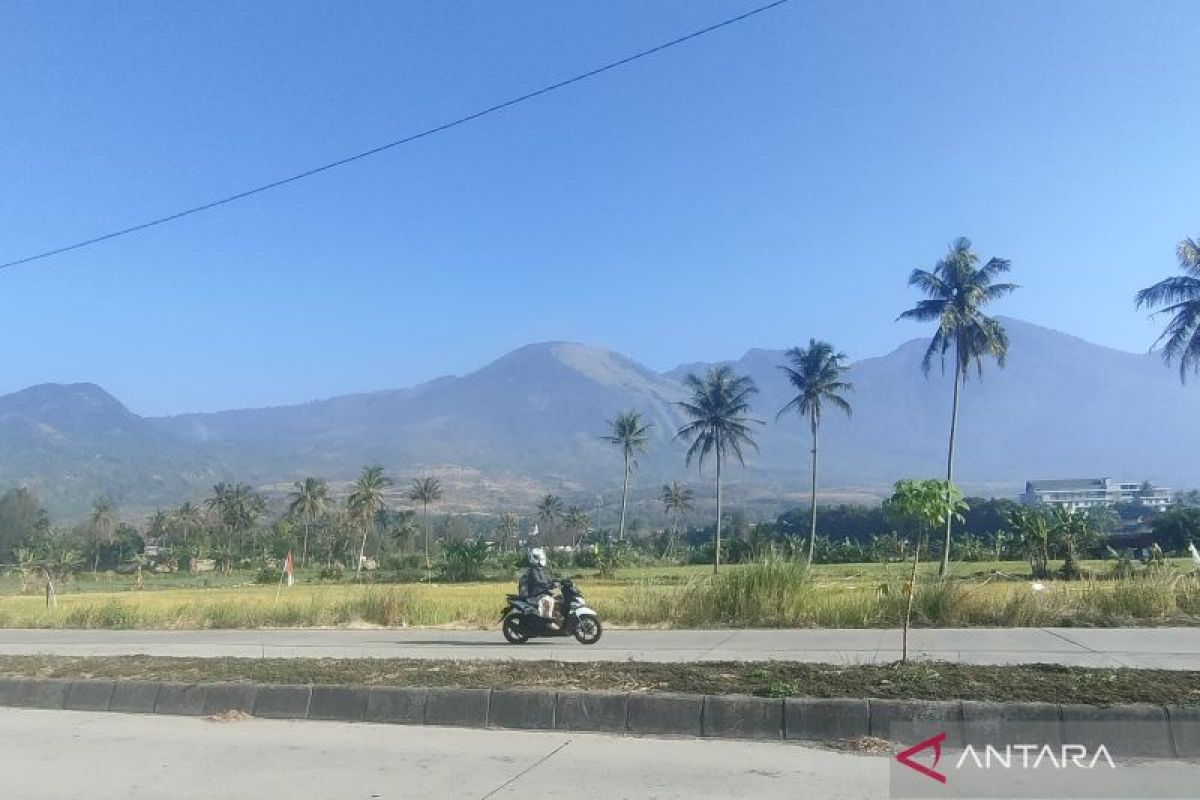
[381,553,424,572]
[254,567,280,585]
[318,564,345,582]
[676,557,810,626]
[441,539,490,582]
[595,542,631,579]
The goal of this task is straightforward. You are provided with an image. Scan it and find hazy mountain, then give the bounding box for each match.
[0,383,220,517]
[2,319,1197,518]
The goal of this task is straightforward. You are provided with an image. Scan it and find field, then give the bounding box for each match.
[2,558,1199,630]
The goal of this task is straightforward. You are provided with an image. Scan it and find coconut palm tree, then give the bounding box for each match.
[660,481,694,557]
[406,476,443,576]
[777,339,853,567]
[899,237,1017,577]
[88,495,117,573]
[535,494,564,544]
[171,501,204,543]
[1136,235,1200,382]
[287,477,329,568]
[349,466,392,579]
[205,483,262,552]
[602,411,653,542]
[673,366,761,573]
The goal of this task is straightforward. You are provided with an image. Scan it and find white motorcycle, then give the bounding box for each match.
[499,578,602,645]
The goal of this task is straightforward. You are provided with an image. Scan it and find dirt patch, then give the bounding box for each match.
[0,655,1196,706]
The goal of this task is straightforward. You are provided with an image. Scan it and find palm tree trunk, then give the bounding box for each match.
[301,522,309,569]
[356,521,369,580]
[714,455,723,575]
[940,357,963,577]
[423,502,431,580]
[806,415,819,567]
[618,453,630,542]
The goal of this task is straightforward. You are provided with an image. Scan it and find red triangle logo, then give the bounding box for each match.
[895,732,948,784]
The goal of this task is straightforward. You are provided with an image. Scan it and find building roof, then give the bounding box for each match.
[1025,478,1108,492]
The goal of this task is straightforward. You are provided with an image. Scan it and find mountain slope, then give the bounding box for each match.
[2,320,1198,518]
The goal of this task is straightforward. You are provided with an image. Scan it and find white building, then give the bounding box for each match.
[1020,478,1173,512]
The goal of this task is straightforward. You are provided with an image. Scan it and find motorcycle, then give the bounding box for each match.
[500,578,603,645]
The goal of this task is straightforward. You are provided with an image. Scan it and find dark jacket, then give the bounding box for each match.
[520,564,554,598]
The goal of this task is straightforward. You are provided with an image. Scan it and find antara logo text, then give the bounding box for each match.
[895,732,1117,784]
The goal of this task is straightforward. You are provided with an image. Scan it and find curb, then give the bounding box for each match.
[0,677,1190,756]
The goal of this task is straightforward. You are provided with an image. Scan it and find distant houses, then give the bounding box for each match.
[1020,477,1173,512]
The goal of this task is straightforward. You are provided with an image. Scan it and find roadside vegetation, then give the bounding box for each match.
[2,556,1200,630]
[2,654,1198,706]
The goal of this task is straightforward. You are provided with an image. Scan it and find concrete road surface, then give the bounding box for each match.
[1,627,1199,668]
[0,708,888,799]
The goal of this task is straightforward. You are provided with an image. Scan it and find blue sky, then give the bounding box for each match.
[1,0,1197,415]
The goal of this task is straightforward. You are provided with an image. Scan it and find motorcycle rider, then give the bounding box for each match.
[520,547,560,629]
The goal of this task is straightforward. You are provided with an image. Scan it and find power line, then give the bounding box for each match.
[1,0,790,272]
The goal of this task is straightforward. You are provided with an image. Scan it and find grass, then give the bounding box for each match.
[3,559,1199,630]
[1,654,1198,706]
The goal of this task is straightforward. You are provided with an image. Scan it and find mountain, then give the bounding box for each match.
[678,317,1200,492]
[0,384,220,517]
[2,319,1198,518]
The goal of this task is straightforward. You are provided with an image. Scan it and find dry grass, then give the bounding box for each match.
[2,561,1198,630]
[3,654,1199,705]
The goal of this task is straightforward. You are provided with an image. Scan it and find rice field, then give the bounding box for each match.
[2,558,1198,630]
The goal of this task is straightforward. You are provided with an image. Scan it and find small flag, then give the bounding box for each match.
[284,551,295,587]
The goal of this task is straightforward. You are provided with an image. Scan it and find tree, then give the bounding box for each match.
[205,483,264,554]
[87,495,117,573]
[602,410,652,542]
[171,501,204,543]
[407,476,443,576]
[497,513,519,552]
[535,494,564,544]
[1151,507,1200,553]
[348,466,392,579]
[563,506,591,548]
[1136,235,1200,382]
[0,488,49,563]
[660,481,694,558]
[888,479,968,661]
[777,339,853,567]
[899,237,1017,577]
[1007,506,1054,579]
[287,477,329,568]
[1048,507,1095,579]
[674,366,761,574]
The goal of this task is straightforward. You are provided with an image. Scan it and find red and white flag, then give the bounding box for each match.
[284,551,295,587]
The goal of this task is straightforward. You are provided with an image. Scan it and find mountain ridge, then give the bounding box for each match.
[2,318,1196,518]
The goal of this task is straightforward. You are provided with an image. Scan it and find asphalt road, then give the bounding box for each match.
[2,627,1199,667]
[0,708,886,799]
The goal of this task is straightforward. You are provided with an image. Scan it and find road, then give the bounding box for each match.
[0,707,887,799]
[1,626,1199,667]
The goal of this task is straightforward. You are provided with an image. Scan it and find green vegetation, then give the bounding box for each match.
[888,479,969,659]
[4,558,1200,631]
[2,654,1197,706]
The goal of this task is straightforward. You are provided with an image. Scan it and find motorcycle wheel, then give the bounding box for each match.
[572,614,602,645]
[502,613,529,644]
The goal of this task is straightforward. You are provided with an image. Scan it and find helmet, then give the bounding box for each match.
[529,547,547,567]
